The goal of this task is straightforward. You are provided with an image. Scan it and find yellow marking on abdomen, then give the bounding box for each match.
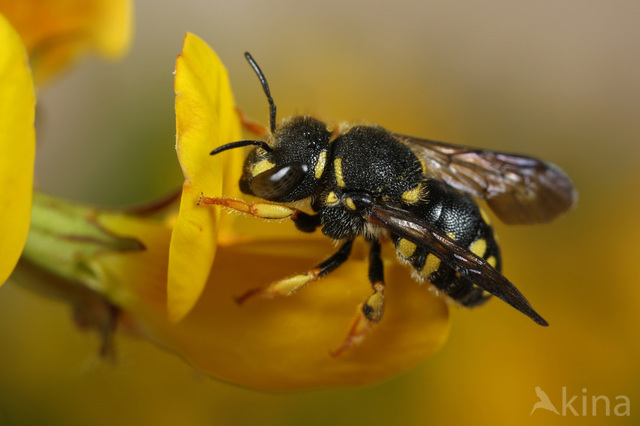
[486,256,497,268]
[401,183,422,203]
[334,158,345,187]
[419,254,441,278]
[469,238,487,258]
[252,159,275,177]
[397,239,417,259]
[314,150,327,179]
[472,284,492,299]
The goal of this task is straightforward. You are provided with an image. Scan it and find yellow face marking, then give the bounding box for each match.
[345,197,357,211]
[446,232,456,241]
[314,150,327,179]
[480,208,491,225]
[419,254,441,278]
[401,183,422,203]
[397,239,417,259]
[334,157,346,187]
[326,191,339,204]
[469,238,487,258]
[486,256,497,268]
[252,159,275,177]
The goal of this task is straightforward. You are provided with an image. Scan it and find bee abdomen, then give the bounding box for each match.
[392,181,502,307]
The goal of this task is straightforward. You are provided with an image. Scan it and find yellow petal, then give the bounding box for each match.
[177,241,450,390]
[94,212,450,390]
[0,0,133,85]
[169,33,243,322]
[0,15,35,285]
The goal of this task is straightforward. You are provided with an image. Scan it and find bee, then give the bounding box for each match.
[202,52,576,354]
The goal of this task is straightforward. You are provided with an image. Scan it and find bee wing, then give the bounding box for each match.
[394,134,577,224]
[366,201,548,326]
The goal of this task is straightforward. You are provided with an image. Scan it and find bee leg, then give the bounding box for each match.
[198,195,300,220]
[198,195,320,232]
[332,239,386,357]
[235,239,354,304]
[292,212,321,233]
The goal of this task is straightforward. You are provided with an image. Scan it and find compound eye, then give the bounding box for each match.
[251,162,308,201]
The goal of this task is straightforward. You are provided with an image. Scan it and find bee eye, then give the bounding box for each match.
[251,162,309,201]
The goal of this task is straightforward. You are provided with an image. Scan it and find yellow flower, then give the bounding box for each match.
[0,0,132,285]
[23,184,449,390]
[93,205,451,390]
[0,14,35,286]
[0,0,133,85]
[169,32,244,322]
[146,33,448,389]
[18,32,450,391]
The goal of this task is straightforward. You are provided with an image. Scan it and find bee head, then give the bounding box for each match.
[209,53,331,202]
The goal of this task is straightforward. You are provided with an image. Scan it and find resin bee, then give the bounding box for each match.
[202,52,576,354]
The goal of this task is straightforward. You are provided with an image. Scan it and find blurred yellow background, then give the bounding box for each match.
[1,0,639,425]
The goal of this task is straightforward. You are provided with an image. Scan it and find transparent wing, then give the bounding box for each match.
[394,134,577,225]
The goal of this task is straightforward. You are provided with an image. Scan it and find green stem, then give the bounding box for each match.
[22,191,144,287]
[12,191,146,358]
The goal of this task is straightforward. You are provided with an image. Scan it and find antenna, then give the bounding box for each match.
[244,52,277,134]
[210,139,272,156]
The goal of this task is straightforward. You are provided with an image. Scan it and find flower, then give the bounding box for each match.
[0,0,132,285]
[94,204,452,390]
[169,32,244,322]
[0,14,35,286]
[16,32,451,391]
[137,33,450,389]
[0,0,133,85]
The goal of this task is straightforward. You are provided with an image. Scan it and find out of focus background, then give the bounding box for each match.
[2,0,639,425]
